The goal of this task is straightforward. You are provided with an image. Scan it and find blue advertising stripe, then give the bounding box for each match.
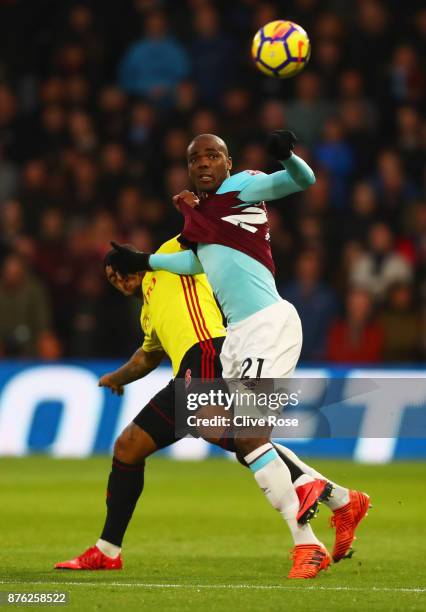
[0,361,425,460]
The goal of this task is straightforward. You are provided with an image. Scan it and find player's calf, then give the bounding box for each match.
[55,424,157,570]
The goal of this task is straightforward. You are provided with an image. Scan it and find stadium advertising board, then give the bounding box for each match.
[0,362,424,462]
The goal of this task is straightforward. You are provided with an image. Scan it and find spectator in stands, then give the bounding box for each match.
[327,286,384,364]
[374,150,418,225]
[191,4,235,104]
[118,10,190,104]
[69,264,105,358]
[400,201,426,285]
[281,250,337,361]
[115,186,144,234]
[338,70,378,177]
[380,282,421,362]
[0,252,57,357]
[344,181,378,242]
[285,72,334,148]
[314,117,355,208]
[0,85,20,162]
[221,87,253,145]
[68,110,97,153]
[0,199,25,249]
[259,99,287,134]
[33,207,74,343]
[69,155,100,217]
[349,0,392,93]
[38,105,68,158]
[0,145,18,203]
[172,80,198,125]
[19,159,51,229]
[99,143,129,208]
[395,106,424,184]
[389,45,425,104]
[97,86,128,142]
[313,38,342,97]
[350,222,413,301]
[334,240,365,297]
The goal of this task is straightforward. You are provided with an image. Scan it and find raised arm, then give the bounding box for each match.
[238,153,316,203]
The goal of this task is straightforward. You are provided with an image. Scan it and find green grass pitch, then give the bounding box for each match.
[1,456,425,611]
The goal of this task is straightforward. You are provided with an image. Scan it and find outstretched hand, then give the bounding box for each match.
[109,241,152,274]
[98,373,124,396]
[267,130,297,160]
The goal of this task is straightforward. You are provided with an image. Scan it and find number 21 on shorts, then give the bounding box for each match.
[241,357,265,379]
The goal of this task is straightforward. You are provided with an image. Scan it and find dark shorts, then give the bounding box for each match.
[133,337,225,449]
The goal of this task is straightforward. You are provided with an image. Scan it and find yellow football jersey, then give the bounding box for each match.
[141,236,225,375]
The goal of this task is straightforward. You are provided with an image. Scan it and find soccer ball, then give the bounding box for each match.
[251,20,311,79]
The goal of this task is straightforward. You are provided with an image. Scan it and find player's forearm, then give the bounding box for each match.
[109,348,163,386]
[149,250,204,275]
[281,153,316,188]
[239,153,315,202]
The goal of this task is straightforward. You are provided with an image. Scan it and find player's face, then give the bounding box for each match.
[187,138,232,193]
[105,265,143,297]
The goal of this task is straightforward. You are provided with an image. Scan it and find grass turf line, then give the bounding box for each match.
[1,457,425,611]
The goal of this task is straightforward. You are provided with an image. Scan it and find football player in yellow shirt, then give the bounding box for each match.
[55,236,229,571]
[55,236,363,573]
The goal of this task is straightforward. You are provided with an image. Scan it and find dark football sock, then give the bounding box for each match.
[273,443,304,482]
[100,457,145,547]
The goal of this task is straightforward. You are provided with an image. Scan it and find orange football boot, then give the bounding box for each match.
[296,479,334,524]
[330,490,371,562]
[55,546,123,570]
[288,544,331,579]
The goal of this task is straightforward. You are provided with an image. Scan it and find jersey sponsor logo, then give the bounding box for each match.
[221,206,268,234]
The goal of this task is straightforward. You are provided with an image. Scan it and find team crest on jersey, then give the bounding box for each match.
[185,368,192,389]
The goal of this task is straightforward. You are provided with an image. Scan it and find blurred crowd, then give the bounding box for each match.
[0,0,425,363]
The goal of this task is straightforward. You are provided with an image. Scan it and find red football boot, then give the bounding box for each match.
[288,544,331,579]
[296,479,334,524]
[331,490,371,562]
[55,546,123,570]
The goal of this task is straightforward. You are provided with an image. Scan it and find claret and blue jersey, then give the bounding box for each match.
[149,154,316,325]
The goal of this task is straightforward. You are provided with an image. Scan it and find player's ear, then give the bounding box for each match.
[227,156,232,171]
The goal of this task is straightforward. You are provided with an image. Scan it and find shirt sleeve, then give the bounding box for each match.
[238,154,316,204]
[142,329,163,353]
[149,249,204,275]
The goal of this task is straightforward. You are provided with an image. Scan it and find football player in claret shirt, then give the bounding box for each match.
[111,131,370,578]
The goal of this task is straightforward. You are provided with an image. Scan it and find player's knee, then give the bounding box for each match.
[113,424,157,464]
[113,432,131,461]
